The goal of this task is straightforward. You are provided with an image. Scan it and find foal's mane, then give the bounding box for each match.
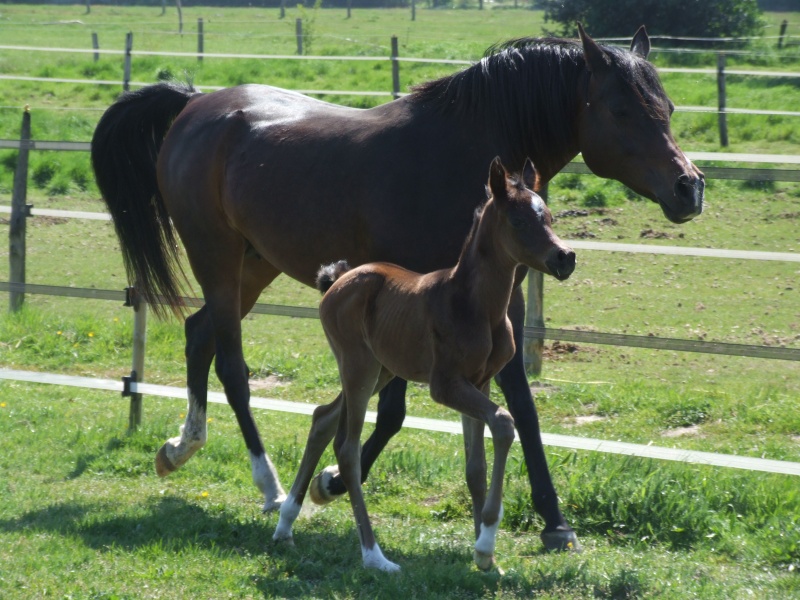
[409,36,668,176]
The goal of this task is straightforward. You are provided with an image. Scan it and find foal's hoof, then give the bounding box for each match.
[541,528,582,553]
[155,444,177,477]
[473,549,496,572]
[309,465,342,505]
[262,494,287,513]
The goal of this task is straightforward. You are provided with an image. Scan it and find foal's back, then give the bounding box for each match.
[319,262,448,384]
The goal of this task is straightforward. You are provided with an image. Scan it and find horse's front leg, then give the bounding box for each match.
[494,285,580,552]
[311,377,407,502]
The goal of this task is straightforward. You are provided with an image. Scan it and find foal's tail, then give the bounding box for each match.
[315,260,351,294]
[91,81,200,317]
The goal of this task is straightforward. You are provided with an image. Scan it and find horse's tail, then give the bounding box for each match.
[91,81,200,318]
[315,260,351,294]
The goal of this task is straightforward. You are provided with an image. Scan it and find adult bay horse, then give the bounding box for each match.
[91,24,704,552]
[273,158,575,572]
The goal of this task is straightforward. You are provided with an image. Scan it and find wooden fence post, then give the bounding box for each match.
[296,19,303,55]
[778,19,788,50]
[92,32,99,62]
[717,53,729,147]
[347,0,352,19]
[280,0,286,19]
[197,18,204,62]
[411,0,416,22]
[9,108,32,313]
[124,287,147,431]
[123,32,133,92]
[391,36,400,100]
[523,181,548,375]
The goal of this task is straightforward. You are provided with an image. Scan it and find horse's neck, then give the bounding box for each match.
[451,206,517,323]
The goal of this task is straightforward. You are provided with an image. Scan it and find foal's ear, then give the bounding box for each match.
[522,158,538,191]
[630,25,651,59]
[488,156,508,201]
[578,22,611,74]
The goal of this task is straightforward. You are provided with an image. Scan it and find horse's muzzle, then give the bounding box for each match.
[662,173,705,224]
[546,247,576,281]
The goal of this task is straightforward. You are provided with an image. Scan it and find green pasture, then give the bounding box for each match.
[0,3,799,598]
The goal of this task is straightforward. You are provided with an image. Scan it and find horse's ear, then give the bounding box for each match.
[522,158,538,191]
[630,25,651,59]
[488,156,508,203]
[577,22,611,74]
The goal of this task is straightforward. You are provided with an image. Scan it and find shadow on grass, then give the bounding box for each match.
[0,496,526,598]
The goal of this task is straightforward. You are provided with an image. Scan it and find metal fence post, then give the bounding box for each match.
[9,108,32,313]
[123,287,147,431]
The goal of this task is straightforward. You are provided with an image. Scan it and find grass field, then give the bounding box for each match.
[1,3,799,598]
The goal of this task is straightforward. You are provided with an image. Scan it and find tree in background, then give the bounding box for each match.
[536,0,764,41]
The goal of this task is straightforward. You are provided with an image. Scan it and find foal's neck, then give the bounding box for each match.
[452,202,517,323]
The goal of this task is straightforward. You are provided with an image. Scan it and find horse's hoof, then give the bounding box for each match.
[309,465,341,505]
[540,528,582,553]
[155,444,177,477]
[473,549,496,571]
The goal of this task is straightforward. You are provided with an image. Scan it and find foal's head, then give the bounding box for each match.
[487,158,576,281]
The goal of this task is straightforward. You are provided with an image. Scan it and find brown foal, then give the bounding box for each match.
[273,158,576,572]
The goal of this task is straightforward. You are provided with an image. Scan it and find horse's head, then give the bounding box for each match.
[576,24,705,224]
[489,157,576,281]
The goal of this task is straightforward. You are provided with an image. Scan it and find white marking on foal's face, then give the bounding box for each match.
[528,191,547,220]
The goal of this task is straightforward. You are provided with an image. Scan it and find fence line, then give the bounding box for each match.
[0,43,797,76]
[2,204,799,265]
[0,281,798,362]
[1,367,798,476]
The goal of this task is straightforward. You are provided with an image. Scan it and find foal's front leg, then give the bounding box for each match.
[431,376,515,571]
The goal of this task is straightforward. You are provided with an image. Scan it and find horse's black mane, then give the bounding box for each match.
[409,36,667,177]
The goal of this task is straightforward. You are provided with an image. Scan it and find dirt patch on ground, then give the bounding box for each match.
[661,424,702,438]
[249,375,289,392]
[541,341,599,362]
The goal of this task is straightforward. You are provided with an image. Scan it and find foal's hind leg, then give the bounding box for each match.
[336,356,400,572]
[310,377,405,504]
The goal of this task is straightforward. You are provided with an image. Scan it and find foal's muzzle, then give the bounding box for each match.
[545,247,576,281]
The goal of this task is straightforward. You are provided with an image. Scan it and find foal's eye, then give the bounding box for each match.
[509,216,526,230]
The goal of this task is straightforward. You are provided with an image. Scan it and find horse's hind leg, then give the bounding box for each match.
[155,255,286,510]
[154,304,215,477]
